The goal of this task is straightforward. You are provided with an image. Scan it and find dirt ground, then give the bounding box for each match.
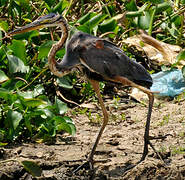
[0,93,185,179]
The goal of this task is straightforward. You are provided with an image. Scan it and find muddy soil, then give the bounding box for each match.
[0,94,185,179]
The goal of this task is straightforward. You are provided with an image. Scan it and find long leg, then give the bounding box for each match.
[113,76,156,161]
[73,79,109,173]
[140,92,154,161]
[88,79,109,168]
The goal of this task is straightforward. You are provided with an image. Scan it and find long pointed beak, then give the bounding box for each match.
[8,21,44,36]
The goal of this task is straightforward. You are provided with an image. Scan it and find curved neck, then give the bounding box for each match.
[48,19,68,77]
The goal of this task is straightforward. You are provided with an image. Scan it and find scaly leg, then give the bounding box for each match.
[88,79,109,168]
[73,79,108,172]
[113,76,161,161]
[140,92,154,161]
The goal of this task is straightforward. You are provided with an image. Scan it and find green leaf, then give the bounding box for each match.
[126,3,148,18]
[12,30,39,41]
[57,122,76,135]
[77,12,96,25]
[86,13,108,31]
[182,66,185,78]
[143,0,163,4]
[0,142,8,146]
[176,50,185,61]
[53,116,76,135]
[55,98,68,115]
[7,55,29,74]
[44,0,56,7]
[8,40,27,63]
[38,40,55,59]
[14,0,30,11]
[0,44,6,60]
[21,160,42,177]
[0,88,11,100]
[23,98,47,108]
[53,0,69,13]
[77,25,91,33]
[0,21,9,32]
[125,0,138,11]
[0,70,9,83]
[6,110,22,130]
[56,76,73,89]
[33,85,45,97]
[154,2,171,14]
[138,11,151,29]
[18,91,33,99]
[99,18,117,33]
[25,118,32,134]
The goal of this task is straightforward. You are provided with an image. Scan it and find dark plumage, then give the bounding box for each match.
[58,32,153,89]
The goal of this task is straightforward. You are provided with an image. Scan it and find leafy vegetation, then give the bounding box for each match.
[0,0,185,144]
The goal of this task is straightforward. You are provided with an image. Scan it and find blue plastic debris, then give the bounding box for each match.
[150,69,185,97]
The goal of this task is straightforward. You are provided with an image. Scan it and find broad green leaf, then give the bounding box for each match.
[18,91,33,99]
[6,110,22,130]
[77,25,91,33]
[0,88,11,100]
[38,41,55,59]
[7,55,29,74]
[99,18,117,33]
[56,76,73,89]
[33,85,45,97]
[0,70,9,83]
[125,0,138,11]
[54,116,76,135]
[154,2,171,14]
[53,116,66,124]
[57,122,76,135]
[23,98,47,108]
[63,116,74,124]
[8,40,27,63]
[138,11,150,29]
[40,108,53,119]
[0,87,17,103]
[18,86,45,100]
[55,98,68,115]
[21,160,42,177]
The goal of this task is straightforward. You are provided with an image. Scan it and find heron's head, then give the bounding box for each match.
[8,13,66,36]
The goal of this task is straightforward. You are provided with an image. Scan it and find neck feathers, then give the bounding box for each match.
[48,18,68,77]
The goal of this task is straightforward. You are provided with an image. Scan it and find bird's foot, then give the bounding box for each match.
[73,159,94,174]
[140,134,171,163]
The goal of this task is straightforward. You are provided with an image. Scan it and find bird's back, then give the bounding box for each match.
[61,32,153,89]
